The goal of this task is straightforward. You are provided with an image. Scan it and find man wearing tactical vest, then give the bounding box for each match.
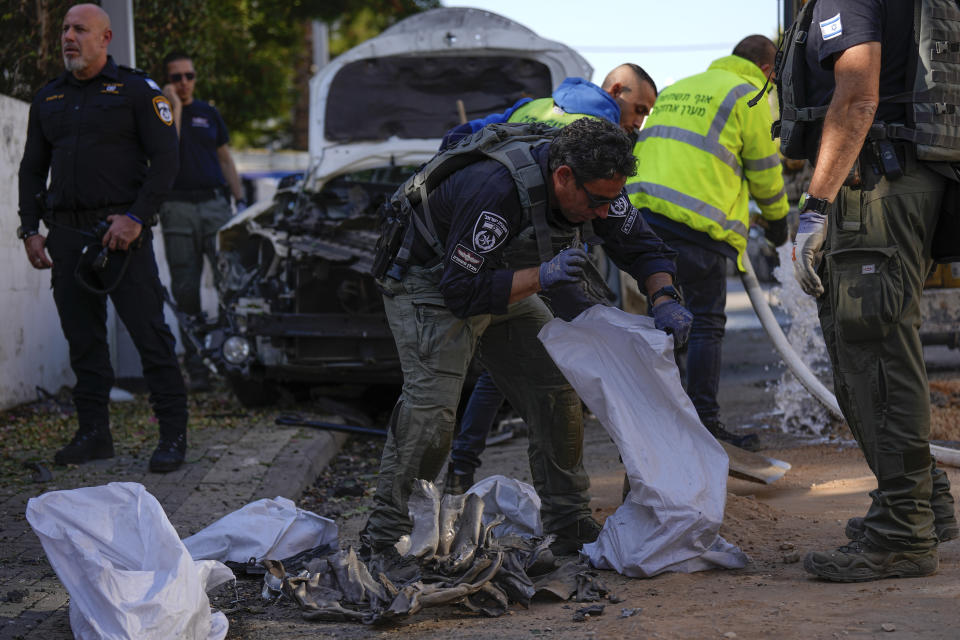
[626,35,789,451]
[784,0,958,582]
[363,118,689,556]
[441,64,660,497]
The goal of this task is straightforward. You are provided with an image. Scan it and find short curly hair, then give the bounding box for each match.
[548,117,637,182]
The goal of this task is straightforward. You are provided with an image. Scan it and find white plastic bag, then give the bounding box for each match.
[183,496,338,563]
[25,482,234,640]
[467,474,542,537]
[538,305,748,577]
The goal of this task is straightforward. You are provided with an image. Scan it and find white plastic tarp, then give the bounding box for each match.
[25,482,234,640]
[467,474,543,537]
[538,305,748,577]
[183,496,338,563]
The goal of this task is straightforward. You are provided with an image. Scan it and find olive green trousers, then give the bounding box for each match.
[818,159,955,551]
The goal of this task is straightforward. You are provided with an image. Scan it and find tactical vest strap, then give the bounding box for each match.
[781,105,830,123]
[378,122,559,279]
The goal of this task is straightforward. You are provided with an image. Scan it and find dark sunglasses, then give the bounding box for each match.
[576,180,618,208]
[169,72,195,82]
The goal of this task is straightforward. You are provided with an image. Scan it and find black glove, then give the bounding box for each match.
[764,217,788,247]
[542,282,595,321]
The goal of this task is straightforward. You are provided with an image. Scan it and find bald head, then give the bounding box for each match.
[62,3,112,80]
[732,35,777,70]
[601,63,658,136]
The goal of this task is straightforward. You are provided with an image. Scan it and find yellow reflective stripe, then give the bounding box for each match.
[743,153,782,172]
[638,125,742,177]
[754,186,787,206]
[626,181,748,240]
[708,83,756,141]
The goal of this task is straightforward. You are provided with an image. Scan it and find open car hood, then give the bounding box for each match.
[309,6,591,182]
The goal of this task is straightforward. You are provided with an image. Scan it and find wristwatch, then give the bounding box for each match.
[649,284,683,306]
[16,226,38,241]
[798,192,830,215]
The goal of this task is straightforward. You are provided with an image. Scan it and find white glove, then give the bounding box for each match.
[792,212,827,297]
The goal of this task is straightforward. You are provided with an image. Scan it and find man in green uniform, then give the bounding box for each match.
[789,0,957,581]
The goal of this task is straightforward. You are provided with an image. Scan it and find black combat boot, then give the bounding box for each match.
[443,465,475,496]
[845,515,959,543]
[704,421,760,451]
[149,431,186,473]
[547,516,603,556]
[54,428,114,465]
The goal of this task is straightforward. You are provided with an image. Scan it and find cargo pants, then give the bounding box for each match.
[817,156,955,552]
[364,264,590,548]
[158,196,233,375]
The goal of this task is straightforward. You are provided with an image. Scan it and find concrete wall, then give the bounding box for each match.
[0,94,74,408]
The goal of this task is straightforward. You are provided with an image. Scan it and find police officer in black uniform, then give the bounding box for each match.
[17,3,188,472]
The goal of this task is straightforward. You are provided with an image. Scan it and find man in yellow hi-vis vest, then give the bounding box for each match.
[627,35,789,450]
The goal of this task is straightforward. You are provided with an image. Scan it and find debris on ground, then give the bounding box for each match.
[572,604,604,622]
[260,479,617,624]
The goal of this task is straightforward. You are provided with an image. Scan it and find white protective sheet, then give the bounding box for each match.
[538,305,748,577]
[467,474,543,537]
[25,482,234,640]
[183,496,338,563]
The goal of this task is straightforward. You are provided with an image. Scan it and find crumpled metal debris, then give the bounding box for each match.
[572,603,604,622]
[262,479,614,623]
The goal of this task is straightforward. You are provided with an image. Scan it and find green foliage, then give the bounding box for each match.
[1,0,439,148]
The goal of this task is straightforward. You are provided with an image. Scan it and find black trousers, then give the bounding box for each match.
[46,224,187,437]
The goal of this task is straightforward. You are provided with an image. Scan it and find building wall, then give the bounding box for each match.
[0,94,74,409]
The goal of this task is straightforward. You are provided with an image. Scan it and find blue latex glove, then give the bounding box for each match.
[539,248,588,290]
[793,212,827,297]
[652,299,693,349]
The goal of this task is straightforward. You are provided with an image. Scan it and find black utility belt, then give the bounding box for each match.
[48,204,132,228]
[166,187,224,203]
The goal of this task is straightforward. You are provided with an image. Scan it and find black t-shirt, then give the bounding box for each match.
[804,0,914,122]
[173,100,230,191]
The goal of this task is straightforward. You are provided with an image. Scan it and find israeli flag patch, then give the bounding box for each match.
[145,77,161,92]
[819,13,842,41]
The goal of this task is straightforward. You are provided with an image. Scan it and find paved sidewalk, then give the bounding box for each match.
[0,412,347,639]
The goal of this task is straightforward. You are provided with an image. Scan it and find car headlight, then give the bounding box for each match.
[222,336,252,364]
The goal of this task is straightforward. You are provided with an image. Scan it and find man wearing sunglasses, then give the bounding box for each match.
[627,35,789,451]
[364,118,690,557]
[159,52,245,392]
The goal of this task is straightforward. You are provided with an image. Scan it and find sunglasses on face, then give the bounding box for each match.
[576,180,618,208]
[169,72,195,82]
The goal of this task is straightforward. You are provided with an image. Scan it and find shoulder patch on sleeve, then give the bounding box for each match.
[621,206,639,234]
[472,211,509,253]
[152,96,174,126]
[145,77,161,92]
[451,243,485,273]
[607,193,630,218]
[819,13,842,40]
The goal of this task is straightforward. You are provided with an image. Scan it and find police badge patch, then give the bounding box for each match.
[472,211,509,253]
[607,193,630,218]
[153,96,174,126]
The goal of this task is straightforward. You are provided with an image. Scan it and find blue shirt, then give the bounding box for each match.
[172,100,229,191]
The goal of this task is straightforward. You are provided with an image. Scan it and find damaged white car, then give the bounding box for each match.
[201,8,591,405]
